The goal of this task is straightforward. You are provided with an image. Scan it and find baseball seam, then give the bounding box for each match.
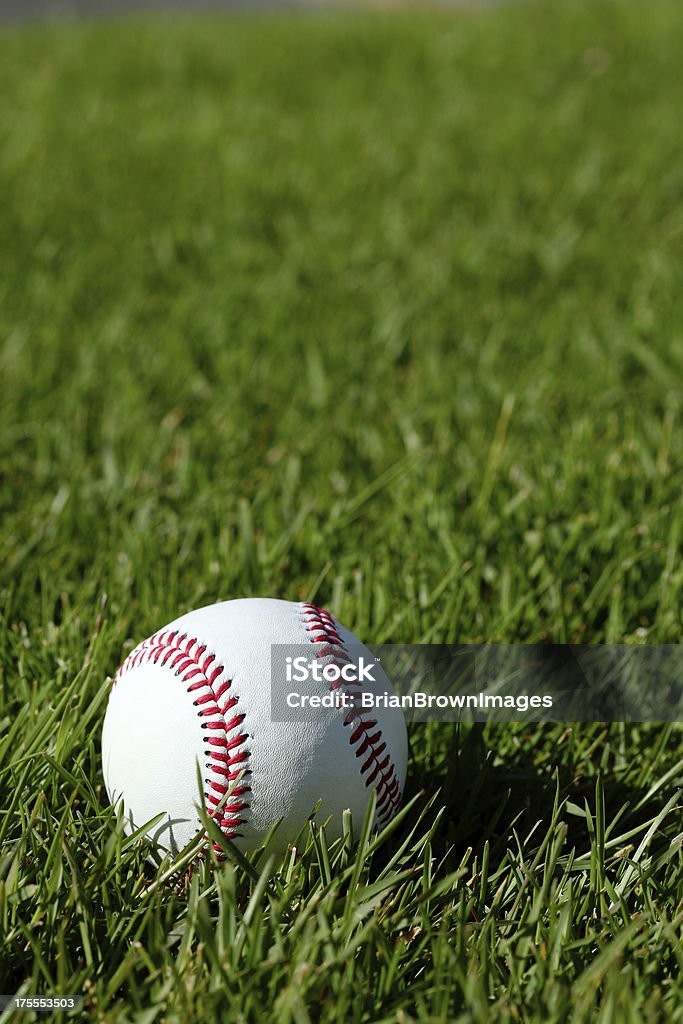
[115,632,250,850]
[300,602,402,828]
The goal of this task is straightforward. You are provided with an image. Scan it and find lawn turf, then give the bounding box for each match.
[1,1,682,1020]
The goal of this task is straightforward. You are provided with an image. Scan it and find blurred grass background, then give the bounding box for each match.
[1,0,682,651]
[1,2,682,1020]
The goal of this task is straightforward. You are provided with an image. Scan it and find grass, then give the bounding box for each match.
[1,0,682,1019]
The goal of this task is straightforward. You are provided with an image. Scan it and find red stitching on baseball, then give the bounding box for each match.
[193,692,215,706]
[300,602,402,828]
[116,633,250,844]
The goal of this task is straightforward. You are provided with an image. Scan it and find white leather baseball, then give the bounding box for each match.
[101,598,408,856]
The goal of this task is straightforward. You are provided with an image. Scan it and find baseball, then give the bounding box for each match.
[101,598,408,856]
